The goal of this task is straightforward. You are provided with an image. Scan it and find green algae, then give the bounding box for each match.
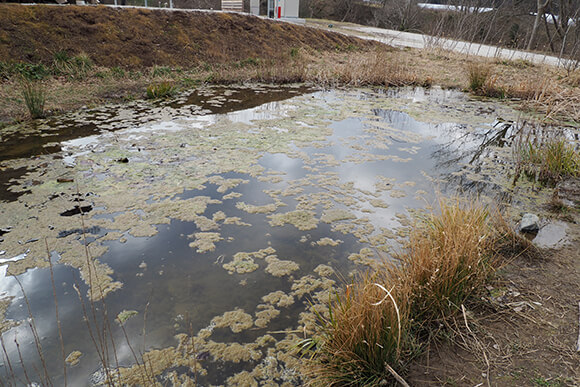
[261,290,295,308]
[347,247,377,267]
[188,232,223,253]
[211,308,254,333]
[207,176,249,193]
[265,256,300,277]
[269,210,318,230]
[223,252,260,274]
[369,198,389,208]
[315,237,343,246]
[0,298,16,334]
[313,264,335,278]
[236,201,280,214]
[65,350,83,366]
[254,305,281,328]
[320,208,357,223]
[223,246,277,275]
[116,309,138,324]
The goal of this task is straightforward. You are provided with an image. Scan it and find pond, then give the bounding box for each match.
[0,84,543,385]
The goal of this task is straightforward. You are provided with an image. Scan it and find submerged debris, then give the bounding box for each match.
[65,350,83,366]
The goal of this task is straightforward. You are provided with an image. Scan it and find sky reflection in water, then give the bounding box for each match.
[0,86,521,385]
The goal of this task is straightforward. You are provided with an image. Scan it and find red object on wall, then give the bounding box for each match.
[277,6,281,18]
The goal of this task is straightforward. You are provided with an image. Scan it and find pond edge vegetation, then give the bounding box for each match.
[299,199,534,386]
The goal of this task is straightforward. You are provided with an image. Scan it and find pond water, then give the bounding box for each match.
[0,85,551,385]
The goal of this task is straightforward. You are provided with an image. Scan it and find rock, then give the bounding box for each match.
[519,213,540,232]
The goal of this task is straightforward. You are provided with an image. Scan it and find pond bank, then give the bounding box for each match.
[1,83,578,385]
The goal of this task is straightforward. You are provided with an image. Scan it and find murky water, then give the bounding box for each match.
[0,85,562,385]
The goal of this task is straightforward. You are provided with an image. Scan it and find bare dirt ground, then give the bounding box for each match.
[406,211,580,386]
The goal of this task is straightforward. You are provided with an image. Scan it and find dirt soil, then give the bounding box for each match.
[0,5,376,67]
[406,211,580,386]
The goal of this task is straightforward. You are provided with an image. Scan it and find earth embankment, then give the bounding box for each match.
[0,5,376,67]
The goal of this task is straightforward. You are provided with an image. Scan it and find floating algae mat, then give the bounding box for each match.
[0,85,537,385]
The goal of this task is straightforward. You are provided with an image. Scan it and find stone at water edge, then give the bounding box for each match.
[519,213,540,233]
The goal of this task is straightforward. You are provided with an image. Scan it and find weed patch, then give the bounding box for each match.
[21,79,45,119]
[146,81,176,99]
[151,65,172,77]
[517,136,580,185]
[0,62,49,81]
[53,51,94,80]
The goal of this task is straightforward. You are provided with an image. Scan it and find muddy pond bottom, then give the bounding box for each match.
[0,85,526,385]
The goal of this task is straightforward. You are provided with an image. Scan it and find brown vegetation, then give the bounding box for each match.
[302,200,533,386]
[0,4,376,68]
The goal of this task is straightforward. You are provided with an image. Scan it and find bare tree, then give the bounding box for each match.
[528,0,551,50]
[374,0,422,31]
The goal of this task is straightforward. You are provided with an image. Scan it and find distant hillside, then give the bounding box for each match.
[0,5,377,67]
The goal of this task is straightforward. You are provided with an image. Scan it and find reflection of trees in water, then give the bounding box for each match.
[433,121,516,197]
[371,107,518,198]
[435,120,580,203]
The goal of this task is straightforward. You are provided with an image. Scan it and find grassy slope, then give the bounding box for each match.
[0,4,376,67]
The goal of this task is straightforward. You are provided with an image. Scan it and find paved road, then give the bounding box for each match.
[303,20,567,67]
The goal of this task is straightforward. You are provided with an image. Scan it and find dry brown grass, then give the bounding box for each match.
[520,87,580,123]
[304,199,527,386]
[0,4,378,68]
[303,269,413,386]
[327,49,423,87]
[206,49,428,88]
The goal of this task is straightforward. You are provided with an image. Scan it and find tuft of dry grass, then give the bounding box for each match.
[303,199,526,386]
[400,200,500,324]
[467,62,492,92]
[302,269,413,386]
[467,63,506,98]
